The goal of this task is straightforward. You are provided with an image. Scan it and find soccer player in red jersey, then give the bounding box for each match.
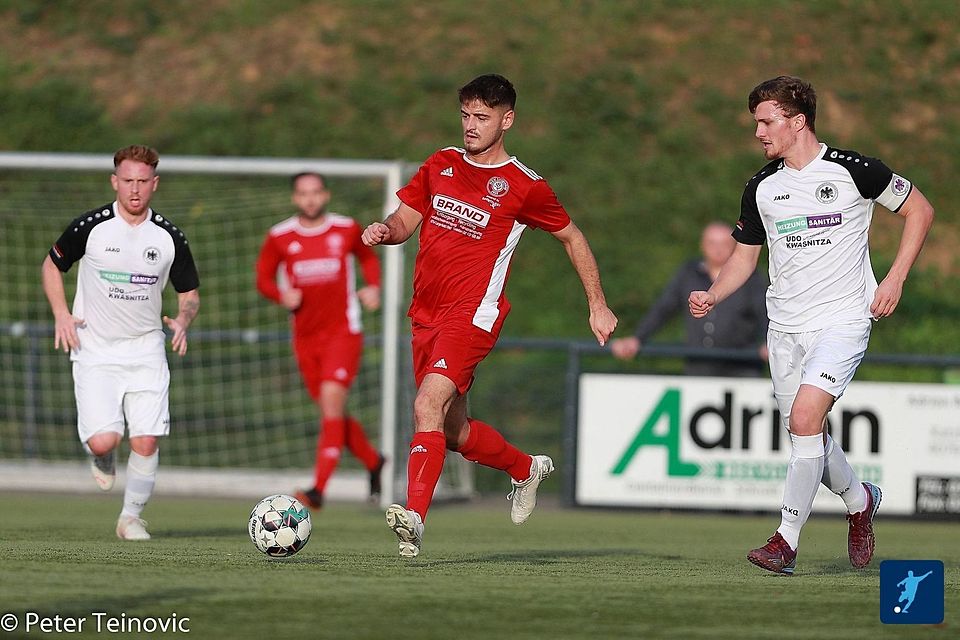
[257,172,385,510]
[363,74,618,557]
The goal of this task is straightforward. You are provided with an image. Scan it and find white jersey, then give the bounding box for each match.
[733,143,912,332]
[49,202,200,365]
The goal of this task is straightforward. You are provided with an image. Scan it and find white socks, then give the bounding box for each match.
[821,434,867,514]
[121,451,159,519]
[776,433,824,550]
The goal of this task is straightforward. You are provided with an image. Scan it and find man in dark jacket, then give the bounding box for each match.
[611,222,767,376]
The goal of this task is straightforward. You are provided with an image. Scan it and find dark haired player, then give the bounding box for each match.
[363,74,618,557]
[257,172,385,509]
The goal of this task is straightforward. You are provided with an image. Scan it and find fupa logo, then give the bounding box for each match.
[610,388,881,480]
[880,560,944,624]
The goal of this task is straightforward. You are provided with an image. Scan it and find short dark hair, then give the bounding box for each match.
[458,74,516,110]
[291,172,328,189]
[114,145,159,170]
[748,76,817,133]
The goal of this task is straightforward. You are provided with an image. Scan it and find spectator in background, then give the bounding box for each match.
[610,222,767,377]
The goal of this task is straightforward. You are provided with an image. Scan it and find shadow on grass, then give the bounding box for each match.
[747,558,881,578]
[20,587,210,619]
[414,548,680,567]
[802,560,880,577]
[155,527,246,539]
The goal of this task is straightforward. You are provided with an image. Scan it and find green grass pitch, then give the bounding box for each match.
[0,492,955,639]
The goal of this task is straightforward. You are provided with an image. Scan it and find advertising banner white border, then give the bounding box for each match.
[576,374,960,515]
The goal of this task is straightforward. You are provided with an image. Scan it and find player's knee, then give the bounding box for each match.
[787,405,823,436]
[413,392,445,430]
[86,431,121,457]
[129,436,159,456]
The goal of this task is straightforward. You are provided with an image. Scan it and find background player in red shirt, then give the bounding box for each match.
[257,172,385,509]
[363,74,618,557]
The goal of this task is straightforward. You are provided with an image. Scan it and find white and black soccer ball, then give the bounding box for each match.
[248,494,312,558]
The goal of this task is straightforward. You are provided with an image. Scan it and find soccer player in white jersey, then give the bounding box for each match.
[41,145,200,541]
[689,76,934,574]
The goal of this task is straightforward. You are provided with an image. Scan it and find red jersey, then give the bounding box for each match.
[398,147,571,333]
[256,214,380,338]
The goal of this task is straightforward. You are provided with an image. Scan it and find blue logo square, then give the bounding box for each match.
[880,560,944,624]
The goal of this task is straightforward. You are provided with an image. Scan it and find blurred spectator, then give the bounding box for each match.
[611,222,767,376]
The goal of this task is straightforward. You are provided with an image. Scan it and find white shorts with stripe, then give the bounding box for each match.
[767,319,871,428]
[72,361,171,443]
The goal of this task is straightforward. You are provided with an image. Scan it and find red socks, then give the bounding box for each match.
[345,416,381,471]
[312,417,346,491]
[458,419,532,482]
[403,421,531,520]
[406,431,446,520]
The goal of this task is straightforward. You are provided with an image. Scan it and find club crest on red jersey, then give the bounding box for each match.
[486,176,510,198]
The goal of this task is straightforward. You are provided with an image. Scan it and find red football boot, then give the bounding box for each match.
[847,482,882,569]
[747,532,797,575]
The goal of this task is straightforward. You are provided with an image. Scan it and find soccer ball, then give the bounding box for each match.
[248,494,312,558]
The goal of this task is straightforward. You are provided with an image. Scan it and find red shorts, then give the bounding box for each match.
[411,321,498,394]
[293,332,363,400]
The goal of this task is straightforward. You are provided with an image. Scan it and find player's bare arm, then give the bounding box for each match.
[362,203,423,246]
[689,242,761,318]
[550,221,618,346]
[163,288,200,356]
[41,255,84,353]
[871,187,934,319]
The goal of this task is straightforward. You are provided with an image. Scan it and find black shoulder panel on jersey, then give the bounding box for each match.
[821,146,892,201]
[149,212,200,293]
[733,159,781,246]
[48,203,116,272]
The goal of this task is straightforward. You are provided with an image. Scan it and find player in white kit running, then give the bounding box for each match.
[689,76,934,574]
[41,145,200,541]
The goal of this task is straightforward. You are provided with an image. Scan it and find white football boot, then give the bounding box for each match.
[508,455,554,524]
[90,451,116,491]
[116,515,151,541]
[385,504,423,558]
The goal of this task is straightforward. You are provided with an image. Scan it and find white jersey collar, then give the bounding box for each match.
[112,201,153,227]
[782,143,828,174]
[461,150,516,169]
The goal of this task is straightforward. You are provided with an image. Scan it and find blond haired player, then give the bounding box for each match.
[42,145,200,540]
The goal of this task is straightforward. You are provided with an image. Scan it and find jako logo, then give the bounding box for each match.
[782,505,799,516]
[610,389,880,478]
[773,194,790,201]
[820,372,837,383]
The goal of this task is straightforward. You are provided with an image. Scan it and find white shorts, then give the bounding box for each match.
[767,319,871,426]
[72,361,171,443]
